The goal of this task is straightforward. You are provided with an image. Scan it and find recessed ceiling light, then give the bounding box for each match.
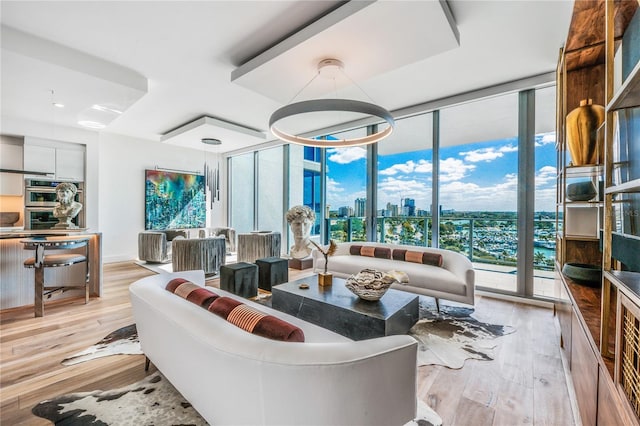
[52,102,65,108]
[201,138,222,145]
[78,120,106,129]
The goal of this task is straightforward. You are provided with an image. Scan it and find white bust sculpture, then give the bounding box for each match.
[53,182,83,229]
[286,205,316,259]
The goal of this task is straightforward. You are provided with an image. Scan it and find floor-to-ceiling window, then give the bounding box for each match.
[303,146,322,236]
[229,147,285,238]
[229,152,255,234]
[533,86,559,297]
[376,113,434,246]
[439,93,520,293]
[257,146,284,235]
[324,128,368,242]
[227,79,561,300]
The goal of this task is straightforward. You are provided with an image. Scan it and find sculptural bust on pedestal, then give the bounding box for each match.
[53,182,83,229]
[286,205,316,259]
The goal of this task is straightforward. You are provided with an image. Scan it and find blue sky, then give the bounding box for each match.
[325,132,557,213]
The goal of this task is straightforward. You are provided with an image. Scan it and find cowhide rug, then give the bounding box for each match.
[409,299,516,369]
[32,372,206,425]
[33,372,442,426]
[254,294,515,370]
[63,297,514,371]
[61,324,142,366]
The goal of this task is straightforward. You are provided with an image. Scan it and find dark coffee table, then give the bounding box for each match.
[271,275,419,341]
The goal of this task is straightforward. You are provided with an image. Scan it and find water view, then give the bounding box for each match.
[325,210,556,271]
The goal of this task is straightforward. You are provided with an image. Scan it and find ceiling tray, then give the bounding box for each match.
[1,25,147,130]
[231,0,459,104]
[161,115,266,153]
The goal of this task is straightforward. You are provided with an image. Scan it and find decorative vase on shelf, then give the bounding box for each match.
[566,99,605,166]
[566,181,597,201]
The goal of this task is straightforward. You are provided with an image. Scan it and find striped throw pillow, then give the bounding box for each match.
[392,249,443,267]
[166,279,304,342]
[349,245,392,259]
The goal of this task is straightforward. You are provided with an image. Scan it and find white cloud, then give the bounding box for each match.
[378,177,429,194]
[534,187,557,210]
[379,159,432,176]
[440,181,482,193]
[437,170,557,211]
[414,160,432,173]
[535,132,556,147]
[535,165,557,187]
[538,165,556,174]
[379,160,416,176]
[499,145,518,153]
[440,175,519,211]
[439,157,476,182]
[377,177,431,209]
[494,173,518,192]
[460,144,517,163]
[327,190,367,209]
[326,177,344,193]
[327,147,367,164]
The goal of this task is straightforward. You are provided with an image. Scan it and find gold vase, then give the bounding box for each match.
[318,273,333,286]
[566,99,605,166]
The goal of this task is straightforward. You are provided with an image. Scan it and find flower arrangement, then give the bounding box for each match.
[310,239,337,274]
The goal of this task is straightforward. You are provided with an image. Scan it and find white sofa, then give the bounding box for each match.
[129,270,418,426]
[312,242,474,307]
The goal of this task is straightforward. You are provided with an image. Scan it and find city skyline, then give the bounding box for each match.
[325,132,557,214]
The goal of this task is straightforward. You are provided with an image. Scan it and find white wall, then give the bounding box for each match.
[1,116,227,263]
[98,133,225,262]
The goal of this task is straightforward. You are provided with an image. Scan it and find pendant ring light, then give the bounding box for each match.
[269,59,395,147]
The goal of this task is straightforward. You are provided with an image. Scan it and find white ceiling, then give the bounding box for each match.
[0,1,574,154]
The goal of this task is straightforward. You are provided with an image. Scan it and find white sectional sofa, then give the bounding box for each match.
[129,270,418,426]
[312,242,475,307]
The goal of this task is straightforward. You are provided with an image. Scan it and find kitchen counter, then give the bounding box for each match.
[0,230,102,311]
[0,228,90,239]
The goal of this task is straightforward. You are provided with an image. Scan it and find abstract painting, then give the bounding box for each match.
[145,169,205,230]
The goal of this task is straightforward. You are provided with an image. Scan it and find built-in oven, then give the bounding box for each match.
[24,179,85,230]
[24,207,83,230]
[25,179,84,207]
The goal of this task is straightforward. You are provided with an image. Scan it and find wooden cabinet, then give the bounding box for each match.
[557,271,639,426]
[555,0,639,274]
[598,365,627,426]
[602,0,640,421]
[615,283,640,422]
[556,2,640,425]
[556,268,573,357]
[571,313,599,426]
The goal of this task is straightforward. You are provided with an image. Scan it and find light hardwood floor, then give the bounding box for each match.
[1,262,576,425]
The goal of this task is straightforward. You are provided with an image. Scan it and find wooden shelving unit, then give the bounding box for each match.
[608,59,640,111]
[602,0,640,408]
[605,178,640,193]
[555,1,640,425]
